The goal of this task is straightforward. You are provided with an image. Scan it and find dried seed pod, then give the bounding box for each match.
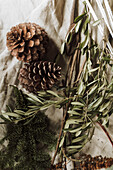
[78,154,113,169]
[6,23,49,62]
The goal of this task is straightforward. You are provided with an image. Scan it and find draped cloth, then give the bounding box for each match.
[0,0,75,112]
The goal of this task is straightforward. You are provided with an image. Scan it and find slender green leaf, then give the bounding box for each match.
[99,101,111,112]
[87,79,99,87]
[74,13,87,24]
[88,67,99,73]
[47,90,60,98]
[79,34,89,49]
[75,131,82,137]
[88,98,99,109]
[102,110,109,116]
[67,145,82,149]
[102,115,109,126]
[92,19,101,27]
[24,115,35,125]
[84,69,88,82]
[6,105,12,112]
[28,106,39,108]
[66,118,83,125]
[67,149,78,155]
[64,126,82,133]
[0,114,11,121]
[92,97,103,108]
[98,83,105,92]
[59,136,65,148]
[102,57,111,61]
[67,32,73,44]
[77,81,85,95]
[37,91,46,96]
[24,109,37,115]
[27,93,43,104]
[61,42,65,54]
[14,110,26,115]
[64,121,69,129]
[73,107,82,111]
[66,119,79,125]
[68,110,81,116]
[88,84,98,95]
[89,127,95,140]
[82,122,91,129]
[40,104,52,111]
[3,112,21,118]
[72,135,87,143]
[71,102,84,106]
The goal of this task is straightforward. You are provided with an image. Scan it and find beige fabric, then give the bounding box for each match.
[0,0,75,112]
[0,1,75,168]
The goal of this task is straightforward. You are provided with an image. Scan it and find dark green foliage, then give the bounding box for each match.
[13,86,28,110]
[0,87,56,170]
[0,113,55,170]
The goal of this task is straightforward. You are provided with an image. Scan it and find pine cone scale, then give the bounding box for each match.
[18,46,24,53]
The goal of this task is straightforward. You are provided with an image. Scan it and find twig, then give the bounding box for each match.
[72,57,86,86]
[69,44,80,85]
[76,57,86,82]
[65,55,73,86]
[97,121,113,147]
[51,103,69,165]
[63,107,67,170]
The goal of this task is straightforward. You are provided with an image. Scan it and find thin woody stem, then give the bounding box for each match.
[97,121,113,147]
[51,103,69,165]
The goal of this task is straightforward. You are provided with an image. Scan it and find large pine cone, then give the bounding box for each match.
[6,23,49,62]
[18,61,61,93]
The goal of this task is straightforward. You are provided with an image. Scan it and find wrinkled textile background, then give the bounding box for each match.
[0,0,113,169]
[0,0,75,168]
[0,0,75,112]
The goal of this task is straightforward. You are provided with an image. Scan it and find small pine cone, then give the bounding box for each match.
[6,23,49,62]
[18,61,61,93]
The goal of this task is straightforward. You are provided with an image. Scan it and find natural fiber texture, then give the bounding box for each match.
[19,61,61,93]
[6,23,49,62]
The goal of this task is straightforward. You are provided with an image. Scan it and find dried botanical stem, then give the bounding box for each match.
[65,55,73,86]
[63,107,67,170]
[69,44,80,85]
[97,121,113,147]
[76,57,86,82]
[72,57,86,87]
[51,104,69,165]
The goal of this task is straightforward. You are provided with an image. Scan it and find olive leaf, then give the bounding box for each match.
[74,13,87,24]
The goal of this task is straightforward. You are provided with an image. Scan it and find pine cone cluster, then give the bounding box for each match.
[19,61,61,93]
[6,22,61,93]
[6,23,49,62]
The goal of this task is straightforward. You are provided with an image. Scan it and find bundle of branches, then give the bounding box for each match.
[51,10,113,168]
